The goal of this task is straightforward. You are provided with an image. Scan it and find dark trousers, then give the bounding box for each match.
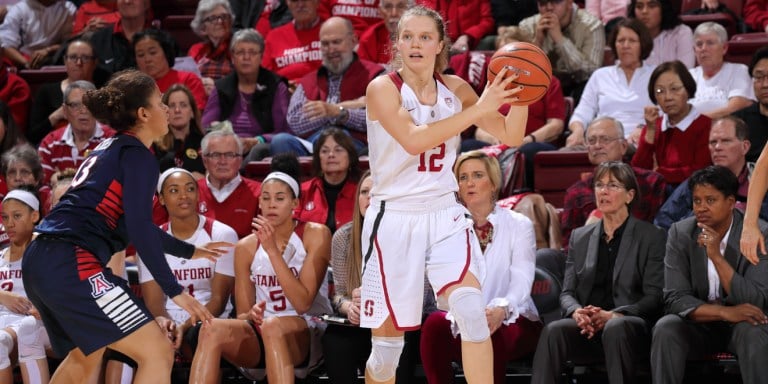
[651,314,768,384]
[531,316,650,384]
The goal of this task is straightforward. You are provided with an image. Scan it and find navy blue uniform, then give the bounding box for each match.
[22,133,195,356]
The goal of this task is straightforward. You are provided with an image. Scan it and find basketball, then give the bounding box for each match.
[487,42,552,106]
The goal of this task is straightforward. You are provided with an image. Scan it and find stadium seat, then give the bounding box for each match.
[162,15,200,56]
[530,266,562,325]
[679,0,744,37]
[726,33,768,66]
[533,151,593,208]
[19,66,67,99]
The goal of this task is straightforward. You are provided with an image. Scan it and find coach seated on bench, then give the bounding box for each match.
[420,150,543,384]
[651,166,768,384]
[532,161,665,384]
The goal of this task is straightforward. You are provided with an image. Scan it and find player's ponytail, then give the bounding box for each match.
[83,69,157,131]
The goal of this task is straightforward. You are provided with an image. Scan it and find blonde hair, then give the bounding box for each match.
[390,6,451,73]
[496,26,533,49]
[454,150,502,200]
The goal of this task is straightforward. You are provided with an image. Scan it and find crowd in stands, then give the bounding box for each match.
[0,0,763,382]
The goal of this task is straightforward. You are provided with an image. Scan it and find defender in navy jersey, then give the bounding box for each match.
[21,70,225,384]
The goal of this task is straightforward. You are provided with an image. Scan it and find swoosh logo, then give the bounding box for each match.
[104,58,114,64]
[453,214,461,222]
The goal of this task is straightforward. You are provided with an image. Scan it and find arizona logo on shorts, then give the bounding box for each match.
[89,272,115,298]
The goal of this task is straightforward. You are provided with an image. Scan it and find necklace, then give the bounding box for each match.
[474,221,494,251]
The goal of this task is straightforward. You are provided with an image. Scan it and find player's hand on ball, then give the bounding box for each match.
[173,292,213,324]
[478,66,521,114]
[193,241,232,262]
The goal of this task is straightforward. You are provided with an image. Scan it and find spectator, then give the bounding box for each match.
[28,39,101,146]
[1,144,51,216]
[418,0,495,52]
[0,60,30,133]
[490,0,538,34]
[0,100,22,161]
[48,167,75,210]
[532,161,665,384]
[628,0,695,68]
[296,128,359,233]
[519,0,605,100]
[632,60,712,186]
[133,28,207,111]
[37,81,115,187]
[421,150,542,384]
[154,84,206,178]
[689,22,755,119]
[270,17,384,156]
[561,116,666,249]
[733,47,768,163]
[320,0,382,38]
[744,0,768,33]
[357,0,409,66]
[0,0,76,69]
[655,116,768,230]
[585,0,628,25]
[229,0,293,38]
[262,0,325,83]
[189,0,236,94]
[188,171,333,383]
[154,124,261,239]
[566,18,654,147]
[139,168,237,358]
[202,28,290,161]
[90,0,152,74]
[651,166,768,384]
[72,0,120,36]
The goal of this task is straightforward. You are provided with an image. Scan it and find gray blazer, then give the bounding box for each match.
[664,209,768,317]
[561,216,666,321]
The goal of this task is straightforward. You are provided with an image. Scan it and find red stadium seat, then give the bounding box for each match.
[533,151,593,208]
[19,66,67,100]
[162,15,201,56]
[726,33,768,66]
[679,0,744,37]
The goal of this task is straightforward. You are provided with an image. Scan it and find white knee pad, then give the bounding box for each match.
[448,286,490,342]
[365,336,404,382]
[17,316,46,363]
[0,330,13,369]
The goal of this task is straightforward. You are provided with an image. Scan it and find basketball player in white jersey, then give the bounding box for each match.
[137,168,237,355]
[189,172,333,383]
[361,6,529,384]
[0,189,51,384]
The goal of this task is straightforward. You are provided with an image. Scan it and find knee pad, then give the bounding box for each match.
[448,286,490,342]
[17,316,45,363]
[0,330,13,369]
[365,336,404,382]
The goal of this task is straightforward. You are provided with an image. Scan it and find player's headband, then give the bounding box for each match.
[157,167,196,194]
[3,189,40,212]
[263,172,299,197]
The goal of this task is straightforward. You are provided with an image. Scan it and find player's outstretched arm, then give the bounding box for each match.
[367,67,522,155]
[742,143,768,264]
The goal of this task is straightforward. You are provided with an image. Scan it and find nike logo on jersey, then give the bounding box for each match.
[104,58,114,64]
[453,214,461,222]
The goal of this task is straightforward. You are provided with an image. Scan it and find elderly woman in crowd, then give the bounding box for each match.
[531,161,665,384]
[202,28,290,161]
[567,18,655,147]
[420,150,542,384]
[632,60,712,187]
[628,0,694,67]
[189,0,236,94]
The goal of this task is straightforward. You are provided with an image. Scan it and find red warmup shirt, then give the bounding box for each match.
[38,124,116,185]
[155,69,207,112]
[72,1,120,36]
[632,112,712,185]
[262,20,324,84]
[152,177,261,239]
[358,21,392,65]
[417,0,494,48]
[319,0,382,38]
[295,177,357,232]
[0,68,30,132]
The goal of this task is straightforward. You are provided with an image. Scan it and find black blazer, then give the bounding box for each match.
[561,215,666,322]
[664,209,768,317]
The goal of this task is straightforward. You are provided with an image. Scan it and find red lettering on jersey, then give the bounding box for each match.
[89,272,115,298]
[364,299,374,317]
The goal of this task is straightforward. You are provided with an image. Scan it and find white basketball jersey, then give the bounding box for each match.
[137,215,237,323]
[0,248,25,317]
[250,228,332,318]
[367,72,462,203]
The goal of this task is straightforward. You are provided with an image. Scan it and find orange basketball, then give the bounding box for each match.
[487,42,552,106]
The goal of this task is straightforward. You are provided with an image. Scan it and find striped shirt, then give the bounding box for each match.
[38,123,115,185]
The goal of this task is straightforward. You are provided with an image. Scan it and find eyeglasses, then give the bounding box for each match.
[654,85,685,96]
[64,101,87,111]
[204,152,240,160]
[753,73,768,84]
[203,14,231,24]
[594,182,626,191]
[586,136,622,146]
[233,49,261,58]
[64,55,95,63]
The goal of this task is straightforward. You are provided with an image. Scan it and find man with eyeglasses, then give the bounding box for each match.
[154,125,261,238]
[38,80,115,186]
[270,17,384,157]
[654,116,768,231]
[518,0,604,100]
[358,0,411,65]
[733,46,768,164]
[0,0,76,69]
[560,116,666,250]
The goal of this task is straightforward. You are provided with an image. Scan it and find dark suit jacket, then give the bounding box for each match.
[561,216,666,322]
[664,209,768,317]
